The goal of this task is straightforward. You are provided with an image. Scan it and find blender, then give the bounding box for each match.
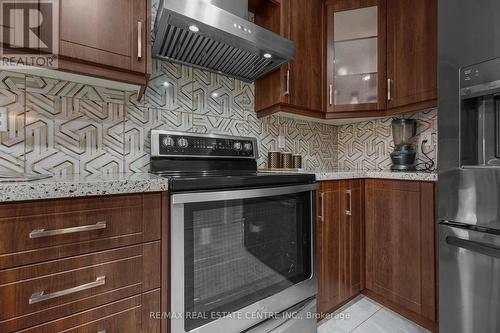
[390,118,417,171]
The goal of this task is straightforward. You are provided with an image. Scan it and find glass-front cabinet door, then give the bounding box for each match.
[326,0,386,113]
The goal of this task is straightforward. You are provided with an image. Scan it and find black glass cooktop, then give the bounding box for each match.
[154,171,316,192]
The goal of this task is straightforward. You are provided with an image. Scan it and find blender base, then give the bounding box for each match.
[391,164,417,171]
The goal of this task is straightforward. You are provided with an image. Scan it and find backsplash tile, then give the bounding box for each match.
[0,63,436,175]
[26,75,127,104]
[337,109,438,171]
[25,94,125,175]
[0,86,25,174]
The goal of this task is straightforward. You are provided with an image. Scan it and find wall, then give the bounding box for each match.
[337,109,438,170]
[0,67,438,175]
[0,66,338,175]
[0,0,437,175]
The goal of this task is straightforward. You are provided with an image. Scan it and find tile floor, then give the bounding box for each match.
[318,296,431,333]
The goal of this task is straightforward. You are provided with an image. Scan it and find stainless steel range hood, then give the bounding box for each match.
[153,0,295,82]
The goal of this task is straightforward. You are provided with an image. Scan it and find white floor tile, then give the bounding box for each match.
[318,297,382,333]
[351,308,431,333]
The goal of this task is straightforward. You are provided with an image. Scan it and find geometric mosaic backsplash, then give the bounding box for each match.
[0,63,438,175]
[0,64,338,175]
[337,108,438,171]
[0,64,437,176]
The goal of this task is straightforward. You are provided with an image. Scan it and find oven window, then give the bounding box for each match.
[183,192,312,331]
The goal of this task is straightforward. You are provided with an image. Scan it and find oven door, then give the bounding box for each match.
[170,184,317,333]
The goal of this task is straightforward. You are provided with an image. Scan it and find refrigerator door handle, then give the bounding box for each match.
[446,236,500,259]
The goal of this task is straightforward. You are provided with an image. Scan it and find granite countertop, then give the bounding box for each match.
[0,173,170,203]
[260,169,438,182]
[0,170,437,203]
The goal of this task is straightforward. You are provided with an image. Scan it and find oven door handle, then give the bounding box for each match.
[171,183,318,204]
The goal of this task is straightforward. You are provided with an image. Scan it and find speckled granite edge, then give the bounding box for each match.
[314,171,437,182]
[260,169,438,182]
[0,173,170,202]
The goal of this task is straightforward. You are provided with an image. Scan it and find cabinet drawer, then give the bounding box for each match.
[0,242,160,332]
[16,290,160,333]
[0,193,161,269]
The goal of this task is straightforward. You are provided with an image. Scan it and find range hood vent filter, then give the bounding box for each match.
[153,0,295,82]
[156,25,274,82]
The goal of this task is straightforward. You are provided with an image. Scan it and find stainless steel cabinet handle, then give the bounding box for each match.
[345,189,352,216]
[329,84,333,106]
[29,276,106,304]
[318,192,325,222]
[137,21,143,61]
[285,69,290,96]
[97,331,106,333]
[29,221,107,239]
[387,78,393,101]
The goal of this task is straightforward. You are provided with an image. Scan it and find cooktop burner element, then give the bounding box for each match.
[149,130,315,192]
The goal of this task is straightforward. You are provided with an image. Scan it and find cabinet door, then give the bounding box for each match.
[386,0,437,109]
[342,179,364,300]
[288,0,324,112]
[254,0,290,111]
[365,180,436,321]
[317,181,343,314]
[59,0,148,73]
[254,0,324,115]
[326,0,386,113]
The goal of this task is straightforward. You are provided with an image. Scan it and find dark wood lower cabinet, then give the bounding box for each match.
[364,180,437,332]
[0,192,169,333]
[317,179,437,332]
[317,180,364,315]
[342,180,364,301]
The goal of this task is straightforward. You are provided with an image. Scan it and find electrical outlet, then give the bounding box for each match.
[277,135,286,149]
[419,133,432,150]
[0,108,8,132]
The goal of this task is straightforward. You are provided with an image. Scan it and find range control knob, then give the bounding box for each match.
[177,137,189,148]
[233,141,242,151]
[162,136,175,147]
[243,142,252,151]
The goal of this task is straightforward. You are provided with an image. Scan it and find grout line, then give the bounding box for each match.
[348,306,383,333]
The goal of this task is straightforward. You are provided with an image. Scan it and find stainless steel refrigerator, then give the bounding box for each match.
[439,1,500,332]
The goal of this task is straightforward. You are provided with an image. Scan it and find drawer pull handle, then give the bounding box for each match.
[97,331,107,333]
[29,276,106,304]
[29,221,107,239]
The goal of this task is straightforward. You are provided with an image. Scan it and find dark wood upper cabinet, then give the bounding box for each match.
[325,0,387,116]
[57,0,151,88]
[254,0,324,118]
[317,180,364,316]
[386,0,437,112]
[364,180,437,330]
[255,0,436,120]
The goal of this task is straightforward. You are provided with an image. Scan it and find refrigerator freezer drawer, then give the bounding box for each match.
[439,223,500,333]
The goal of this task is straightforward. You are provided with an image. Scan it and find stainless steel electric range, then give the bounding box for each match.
[150,130,317,333]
